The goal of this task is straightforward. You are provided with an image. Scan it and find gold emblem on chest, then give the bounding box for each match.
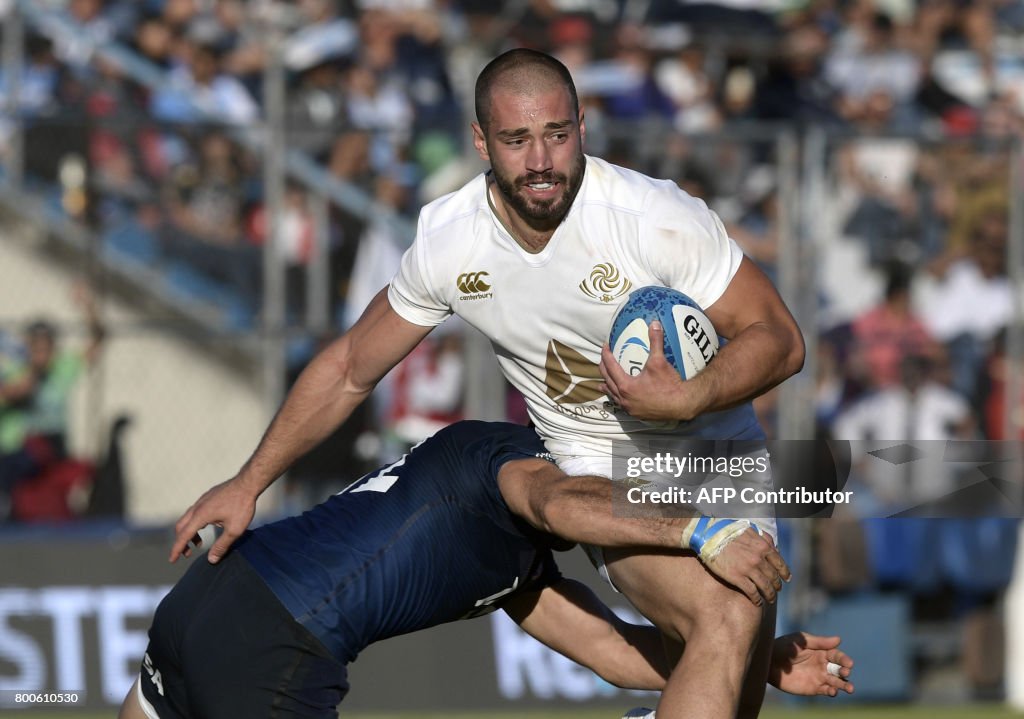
[579,263,632,303]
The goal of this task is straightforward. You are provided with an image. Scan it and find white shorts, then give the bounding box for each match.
[550,441,778,590]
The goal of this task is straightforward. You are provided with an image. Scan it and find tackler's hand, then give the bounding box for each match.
[690,521,790,607]
[769,632,855,697]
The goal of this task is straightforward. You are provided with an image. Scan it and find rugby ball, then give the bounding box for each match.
[609,286,719,379]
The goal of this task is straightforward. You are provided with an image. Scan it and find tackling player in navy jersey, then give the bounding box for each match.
[120,422,851,719]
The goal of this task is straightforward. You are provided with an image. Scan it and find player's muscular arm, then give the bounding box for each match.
[235,290,431,494]
[170,288,433,563]
[500,459,687,548]
[498,459,791,606]
[505,578,670,690]
[600,258,805,422]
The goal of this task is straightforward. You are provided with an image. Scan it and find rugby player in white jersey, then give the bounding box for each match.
[172,49,804,719]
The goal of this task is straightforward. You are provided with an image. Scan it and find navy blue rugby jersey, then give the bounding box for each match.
[235,420,563,664]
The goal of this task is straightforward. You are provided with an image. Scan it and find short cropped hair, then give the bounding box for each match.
[26,319,57,344]
[474,48,579,133]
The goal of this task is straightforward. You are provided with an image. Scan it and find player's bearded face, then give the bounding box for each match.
[481,85,586,227]
[490,148,585,225]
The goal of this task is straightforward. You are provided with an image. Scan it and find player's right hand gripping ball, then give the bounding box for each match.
[609,286,719,380]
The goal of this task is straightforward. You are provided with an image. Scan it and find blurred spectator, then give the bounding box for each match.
[814,329,857,432]
[54,0,120,71]
[654,42,722,133]
[826,10,922,127]
[0,33,62,158]
[328,129,374,189]
[248,182,320,319]
[942,169,1008,256]
[0,285,105,522]
[920,210,1013,400]
[849,262,938,391]
[834,353,974,509]
[0,33,61,117]
[642,0,781,38]
[131,13,177,71]
[386,329,465,454]
[160,130,260,305]
[286,58,351,156]
[85,56,155,221]
[837,90,922,265]
[600,24,675,121]
[718,62,758,125]
[753,22,843,125]
[218,0,267,68]
[914,0,996,86]
[389,8,463,145]
[343,62,413,171]
[161,0,199,34]
[327,130,375,306]
[151,36,259,125]
[163,130,247,245]
[980,328,1024,440]
[342,166,413,328]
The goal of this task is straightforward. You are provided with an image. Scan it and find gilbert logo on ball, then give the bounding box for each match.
[609,286,719,379]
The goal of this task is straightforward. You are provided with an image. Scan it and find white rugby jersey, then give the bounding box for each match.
[389,155,764,463]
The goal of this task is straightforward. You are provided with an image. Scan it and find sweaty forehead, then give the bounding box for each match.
[487,73,573,122]
[491,65,564,95]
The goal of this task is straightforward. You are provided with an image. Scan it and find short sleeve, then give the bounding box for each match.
[486,425,550,481]
[641,186,744,310]
[387,225,452,327]
[525,550,563,593]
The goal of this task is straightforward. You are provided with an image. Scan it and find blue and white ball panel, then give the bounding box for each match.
[671,304,718,376]
[614,319,656,376]
[609,286,719,380]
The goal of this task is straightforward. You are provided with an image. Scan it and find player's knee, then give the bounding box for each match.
[691,581,764,648]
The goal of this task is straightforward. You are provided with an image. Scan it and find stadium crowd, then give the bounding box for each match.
[1,0,1022,700]
[4,0,1022,325]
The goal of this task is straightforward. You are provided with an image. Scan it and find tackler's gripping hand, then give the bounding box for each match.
[681,518,790,607]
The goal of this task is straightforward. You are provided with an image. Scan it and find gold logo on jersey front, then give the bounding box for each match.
[544,339,604,404]
[579,263,632,303]
[457,271,493,300]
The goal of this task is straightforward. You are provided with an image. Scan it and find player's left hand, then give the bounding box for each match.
[598,321,709,422]
[702,528,790,606]
[769,632,855,697]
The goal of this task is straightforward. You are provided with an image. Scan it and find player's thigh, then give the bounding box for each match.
[604,547,763,644]
[118,678,149,719]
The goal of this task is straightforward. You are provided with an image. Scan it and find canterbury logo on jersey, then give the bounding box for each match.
[544,339,604,404]
[579,262,632,303]
[456,271,493,299]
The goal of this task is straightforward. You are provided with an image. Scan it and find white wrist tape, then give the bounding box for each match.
[680,516,762,562]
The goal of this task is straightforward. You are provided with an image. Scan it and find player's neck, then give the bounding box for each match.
[486,180,554,254]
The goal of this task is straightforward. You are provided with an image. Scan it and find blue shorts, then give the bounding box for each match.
[138,550,348,719]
